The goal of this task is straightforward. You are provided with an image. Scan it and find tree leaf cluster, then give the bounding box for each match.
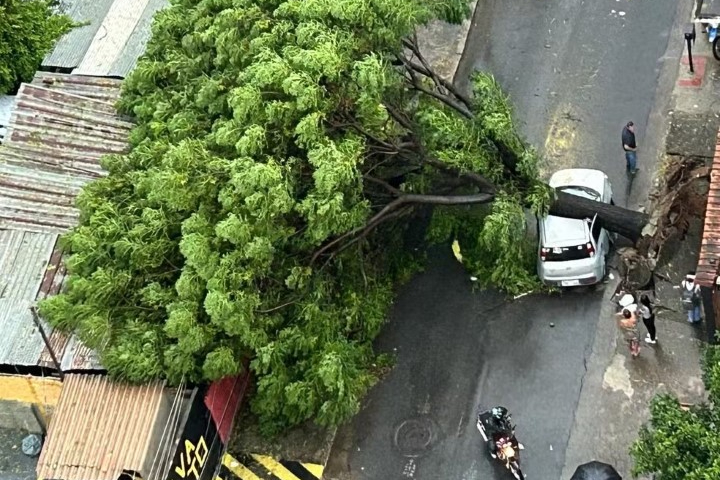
[0,0,74,94]
[630,346,720,479]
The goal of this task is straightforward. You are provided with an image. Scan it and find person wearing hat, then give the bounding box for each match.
[681,272,702,324]
[622,121,638,175]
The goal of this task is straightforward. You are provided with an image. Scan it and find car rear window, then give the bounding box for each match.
[542,244,592,261]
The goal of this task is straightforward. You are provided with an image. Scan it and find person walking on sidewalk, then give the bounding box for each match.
[622,121,638,175]
[639,294,657,344]
[681,272,702,324]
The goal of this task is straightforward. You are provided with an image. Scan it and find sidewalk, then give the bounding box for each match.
[416,1,478,82]
[560,3,720,478]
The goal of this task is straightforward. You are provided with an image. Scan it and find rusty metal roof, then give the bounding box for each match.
[0,80,132,234]
[31,72,123,104]
[0,75,132,369]
[34,244,103,372]
[44,0,169,78]
[37,374,179,480]
[0,230,59,366]
[697,128,720,287]
[0,230,101,370]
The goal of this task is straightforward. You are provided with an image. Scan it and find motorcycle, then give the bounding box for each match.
[693,0,720,60]
[476,409,525,479]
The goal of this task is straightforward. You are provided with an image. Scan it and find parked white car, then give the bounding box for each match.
[537,169,614,287]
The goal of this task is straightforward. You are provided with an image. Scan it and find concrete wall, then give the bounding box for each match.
[0,374,62,434]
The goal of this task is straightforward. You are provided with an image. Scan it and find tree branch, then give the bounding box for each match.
[256,300,297,314]
[311,192,495,264]
[424,157,497,194]
[321,205,415,270]
[398,55,473,109]
[411,81,473,118]
[384,103,414,131]
[363,175,402,195]
[402,37,447,96]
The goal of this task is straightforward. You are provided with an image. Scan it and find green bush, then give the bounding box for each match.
[0,0,73,94]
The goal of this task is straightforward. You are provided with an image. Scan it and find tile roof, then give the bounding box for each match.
[43,0,169,78]
[697,128,720,287]
[37,374,181,480]
[0,80,132,234]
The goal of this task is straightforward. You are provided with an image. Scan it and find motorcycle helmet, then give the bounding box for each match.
[492,407,505,419]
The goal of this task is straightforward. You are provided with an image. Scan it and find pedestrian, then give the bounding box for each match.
[680,272,702,324]
[622,121,638,175]
[639,294,657,344]
[617,308,640,357]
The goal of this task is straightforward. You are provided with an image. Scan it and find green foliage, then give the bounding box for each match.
[630,346,720,479]
[40,0,550,436]
[0,0,74,94]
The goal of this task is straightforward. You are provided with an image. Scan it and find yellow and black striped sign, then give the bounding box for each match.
[217,453,324,480]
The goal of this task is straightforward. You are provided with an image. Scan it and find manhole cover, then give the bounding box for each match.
[393,416,438,457]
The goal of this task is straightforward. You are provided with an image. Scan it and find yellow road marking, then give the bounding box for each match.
[251,454,298,480]
[542,105,579,176]
[222,454,262,480]
[301,462,324,478]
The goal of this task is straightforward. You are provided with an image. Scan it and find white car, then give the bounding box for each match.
[537,169,614,287]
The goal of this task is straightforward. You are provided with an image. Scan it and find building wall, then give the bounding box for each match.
[0,374,62,433]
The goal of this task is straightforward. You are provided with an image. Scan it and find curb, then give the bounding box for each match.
[452,0,480,83]
[218,452,324,480]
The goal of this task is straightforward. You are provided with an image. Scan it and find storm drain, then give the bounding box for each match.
[393,416,438,457]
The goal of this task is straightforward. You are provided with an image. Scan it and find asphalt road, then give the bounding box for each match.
[456,0,677,206]
[324,0,679,478]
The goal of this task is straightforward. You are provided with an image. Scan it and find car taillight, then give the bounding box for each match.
[586,242,595,257]
[540,247,549,261]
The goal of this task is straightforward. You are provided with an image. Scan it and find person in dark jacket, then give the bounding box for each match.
[622,121,638,174]
[639,294,656,344]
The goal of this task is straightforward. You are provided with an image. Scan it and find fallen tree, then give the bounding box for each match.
[38,0,653,435]
[550,191,648,243]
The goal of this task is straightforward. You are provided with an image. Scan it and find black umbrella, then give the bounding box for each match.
[570,461,622,480]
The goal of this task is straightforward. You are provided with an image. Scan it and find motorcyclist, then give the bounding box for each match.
[482,406,515,459]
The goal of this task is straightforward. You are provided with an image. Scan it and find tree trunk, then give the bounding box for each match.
[549,191,649,242]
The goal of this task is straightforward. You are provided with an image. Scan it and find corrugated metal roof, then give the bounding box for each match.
[43,0,116,70]
[105,0,169,77]
[44,0,169,78]
[697,128,720,286]
[31,244,103,372]
[37,374,176,480]
[0,230,59,366]
[0,81,132,234]
[31,72,123,104]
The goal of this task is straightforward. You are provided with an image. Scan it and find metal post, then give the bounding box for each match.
[30,307,64,380]
[685,23,697,74]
